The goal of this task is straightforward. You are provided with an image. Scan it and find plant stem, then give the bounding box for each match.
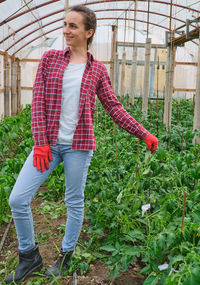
[113,123,119,180]
[176,102,180,123]
[104,112,107,143]
[148,169,151,215]
[181,130,184,154]
[181,191,187,231]
[135,138,140,177]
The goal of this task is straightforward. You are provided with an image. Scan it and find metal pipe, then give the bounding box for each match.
[1,8,196,47]
[12,18,170,55]
[0,0,60,26]
[147,0,150,38]
[11,18,199,55]
[1,0,199,28]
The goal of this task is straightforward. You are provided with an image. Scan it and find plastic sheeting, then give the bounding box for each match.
[0,0,199,58]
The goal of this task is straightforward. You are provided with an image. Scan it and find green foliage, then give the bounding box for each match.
[1,98,200,284]
[0,105,33,226]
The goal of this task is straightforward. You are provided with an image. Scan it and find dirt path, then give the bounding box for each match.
[0,187,145,285]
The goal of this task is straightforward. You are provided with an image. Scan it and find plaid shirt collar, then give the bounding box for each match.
[63,46,94,66]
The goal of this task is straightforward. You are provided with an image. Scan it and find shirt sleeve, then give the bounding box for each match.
[96,65,150,140]
[31,51,49,146]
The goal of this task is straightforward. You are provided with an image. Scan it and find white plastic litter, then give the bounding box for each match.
[158,263,169,271]
[158,263,179,275]
[142,204,151,217]
[169,268,179,275]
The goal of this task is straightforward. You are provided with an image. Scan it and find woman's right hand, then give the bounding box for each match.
[144,134,158,153]
[33,145,53,172]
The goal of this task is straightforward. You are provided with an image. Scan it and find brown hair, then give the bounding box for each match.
[67,5,97,50]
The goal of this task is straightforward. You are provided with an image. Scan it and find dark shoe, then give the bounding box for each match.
[45,249,73,277]
[4,243,43,284]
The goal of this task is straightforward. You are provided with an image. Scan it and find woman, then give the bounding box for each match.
[4,4,158,284]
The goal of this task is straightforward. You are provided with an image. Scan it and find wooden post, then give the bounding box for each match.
[114,52,119,94]
[16,59,21,113]
[120,49,126,96]
[4,53,10,117]
[193,32,200,144]
[11,56,17,116]
[130,46,137,104]
[142,38,151,116]
[163,37,176,129]
[110,25,117,90]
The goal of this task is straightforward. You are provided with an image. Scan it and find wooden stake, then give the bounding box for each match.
[135,138,140,177]
[148,169,151,215]
[181,130,184,154]
[176,102,180,123]
[181,191,187,231]
[100,104,103,128]
[113,123,119,180]
[156,56,160,137]
[150,103,152,123]
[156,56,159,116]
[104,113,107,143]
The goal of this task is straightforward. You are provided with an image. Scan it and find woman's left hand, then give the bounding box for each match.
[144,134,158,153]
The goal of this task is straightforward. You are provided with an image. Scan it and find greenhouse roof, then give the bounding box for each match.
[0,0,199,58]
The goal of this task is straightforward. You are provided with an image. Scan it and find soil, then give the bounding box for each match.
[0,186,146,285]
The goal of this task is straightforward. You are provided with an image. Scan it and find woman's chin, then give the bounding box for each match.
[65,41,74,48]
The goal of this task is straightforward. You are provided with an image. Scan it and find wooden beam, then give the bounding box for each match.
[175,62,198,66]
[117,41,166,48]
[171,27,199,46]
[173,88,196,92]
[21,87,33,90]
[20,58,40,62]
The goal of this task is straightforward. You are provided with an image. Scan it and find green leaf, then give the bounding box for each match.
[169,255,184,266]
[100,245,116,252]
[121,255,128,272]
[143,274,159,285]
[166,232,176,248]
[140,264,151,274]
[126,229,145,242]
[79,261,89,275]
[94,228,105,236]
[113,263,121,279]
[157,234,166,250]
[121,245,140,257]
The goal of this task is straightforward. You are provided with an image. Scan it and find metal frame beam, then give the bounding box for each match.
[1,1,199,53]
[12,17,172,55]
[0,0,198,27]
[2,8,196,47]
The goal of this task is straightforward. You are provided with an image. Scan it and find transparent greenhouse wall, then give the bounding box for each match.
[0,54,12,118]
[20,61,38,108]
[0,41,198,118]
[0,54,3,118]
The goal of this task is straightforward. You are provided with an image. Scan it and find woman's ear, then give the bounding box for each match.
[86,29,94,39]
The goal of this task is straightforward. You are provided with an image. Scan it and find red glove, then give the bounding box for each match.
[144,134,158,153]
[33,145,53,172]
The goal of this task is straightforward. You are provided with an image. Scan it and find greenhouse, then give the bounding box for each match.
[0,0,200,284]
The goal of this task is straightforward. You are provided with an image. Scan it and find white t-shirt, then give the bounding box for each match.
[56,62,86,145]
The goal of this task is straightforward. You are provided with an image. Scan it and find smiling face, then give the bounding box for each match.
[63,11,94,50]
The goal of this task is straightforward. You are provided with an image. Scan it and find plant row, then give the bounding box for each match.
[1,98,200,284]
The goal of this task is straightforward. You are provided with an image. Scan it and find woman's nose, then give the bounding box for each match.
[63,25,69,33]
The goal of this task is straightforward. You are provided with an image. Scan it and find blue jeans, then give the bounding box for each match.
[9,145,93,253]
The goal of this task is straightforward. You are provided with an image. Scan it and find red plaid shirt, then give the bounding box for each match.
[31,47,149,150]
